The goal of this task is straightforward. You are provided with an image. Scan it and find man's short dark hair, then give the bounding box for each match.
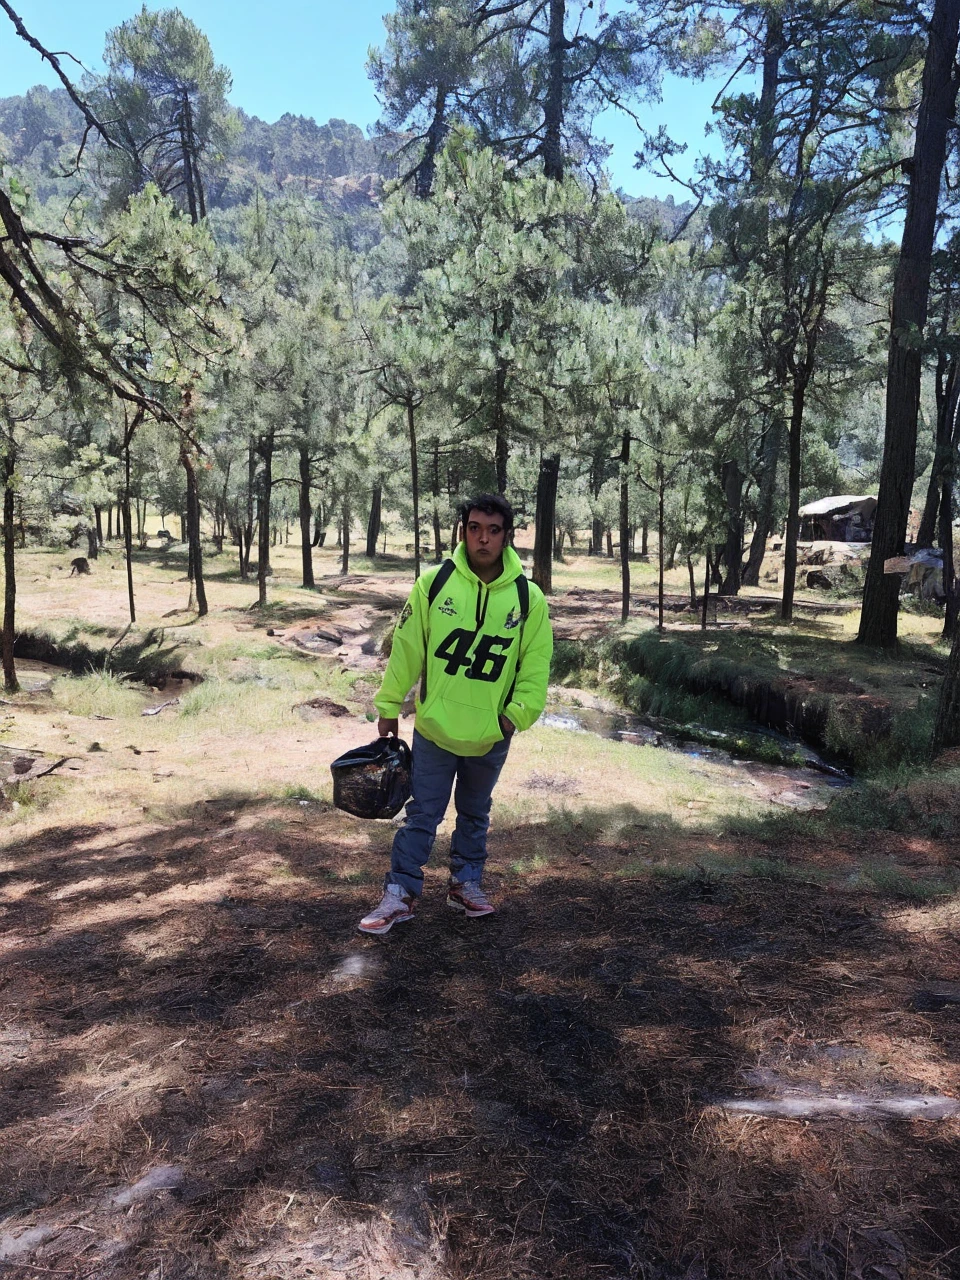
[460,493,514,533]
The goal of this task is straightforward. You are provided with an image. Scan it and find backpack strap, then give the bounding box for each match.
[504,573,531,713]
[427,558,456,609]
[515,573,529,623]
[419,559,456,705]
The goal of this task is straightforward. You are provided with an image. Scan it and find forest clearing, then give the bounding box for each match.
[0,537,957,1279]
[6,0,960,1274]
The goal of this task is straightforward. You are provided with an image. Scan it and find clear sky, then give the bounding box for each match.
[1,0,733,199]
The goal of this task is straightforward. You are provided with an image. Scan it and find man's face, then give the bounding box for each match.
[464,508,508,571]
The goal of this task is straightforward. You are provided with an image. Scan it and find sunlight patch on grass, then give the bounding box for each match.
[51,671,145,719]
[494,725,770,837]
[510,853,550,876]
[176,678,307,731]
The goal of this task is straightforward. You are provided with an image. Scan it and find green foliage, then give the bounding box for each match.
[91,7,238,218]
[617,673,751,734]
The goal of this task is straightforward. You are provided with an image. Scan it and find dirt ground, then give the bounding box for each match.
[1,543,958,1279]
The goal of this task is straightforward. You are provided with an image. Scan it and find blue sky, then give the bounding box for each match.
[1,0,734,198]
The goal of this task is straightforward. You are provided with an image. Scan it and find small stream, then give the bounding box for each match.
[538,690,852,811]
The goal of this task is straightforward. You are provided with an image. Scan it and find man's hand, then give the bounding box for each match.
[499,714,516,739]
[378,716,399,737]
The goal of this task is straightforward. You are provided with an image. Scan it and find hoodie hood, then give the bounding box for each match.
[452,540,524,588]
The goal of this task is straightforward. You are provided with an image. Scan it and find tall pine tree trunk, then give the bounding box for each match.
[719,458,743,595]
[2,440,18,693]
[407,399,421,580]
[432,442,443,562]
[341,500,351,575]
[858,0,960,647]
[932,617,960,754]
[299,446,315,587]
[542,0,566,179]
[620,431,631,622]
[241,444,256,580]
[493,305,511,492]
[181,447,207,617]
[415,86,448,198]
[257,433,274,608]
[179,92,206,223]
[657,461,666,631]
[533,453,560,593]
[589,450,605,555]
[917,356,959,547]
[123,436,137,624]
[701,552,712,630]
[781,373,810,621]
[313,495,327,547]
[743,415,784,586]
[941,471,958,639]
[366,480,382,560]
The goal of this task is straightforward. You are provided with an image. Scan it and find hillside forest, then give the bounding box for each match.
[2,1,960,746]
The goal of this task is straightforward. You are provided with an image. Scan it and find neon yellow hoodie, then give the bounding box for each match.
[374,542,553,756]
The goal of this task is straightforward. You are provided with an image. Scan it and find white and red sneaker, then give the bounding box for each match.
[358,884,415,935]
[446,879,496,918]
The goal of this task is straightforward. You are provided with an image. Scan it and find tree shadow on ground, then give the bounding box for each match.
[0,799,958,1278]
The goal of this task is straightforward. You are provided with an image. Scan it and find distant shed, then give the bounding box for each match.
[798,495,877,542]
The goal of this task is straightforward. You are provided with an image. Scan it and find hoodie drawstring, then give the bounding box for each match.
[475,583,489,631]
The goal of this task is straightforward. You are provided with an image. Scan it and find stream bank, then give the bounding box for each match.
[553,629,940,771]
[542,686,851,812]
[609,633,891,758]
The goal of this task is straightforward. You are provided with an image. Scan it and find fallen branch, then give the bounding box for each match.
[6,756,71,784]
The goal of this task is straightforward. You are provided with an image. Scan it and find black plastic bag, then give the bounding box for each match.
[330,736,412,819]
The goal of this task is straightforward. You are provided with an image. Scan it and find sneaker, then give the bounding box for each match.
[358,883,415,935]
[446,879,496,918]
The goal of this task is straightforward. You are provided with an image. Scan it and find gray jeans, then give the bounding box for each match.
[388,729,511,897]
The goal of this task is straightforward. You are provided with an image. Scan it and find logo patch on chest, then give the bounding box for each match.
[438,596,458,617]
[504,607,522,630]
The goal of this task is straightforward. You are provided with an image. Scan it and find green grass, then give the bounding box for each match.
[849,862,958,902]
[279,783,324,803]
[51,671,145,719]
[176,678,303,730]
[509,853,550,875]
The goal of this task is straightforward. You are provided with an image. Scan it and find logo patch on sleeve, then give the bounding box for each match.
[396,602,413,629]
[438,596,458,617]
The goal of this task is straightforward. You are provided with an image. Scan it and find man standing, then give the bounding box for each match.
[358,494,552,934]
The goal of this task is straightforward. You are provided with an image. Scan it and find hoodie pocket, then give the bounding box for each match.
[419,678,502,749]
